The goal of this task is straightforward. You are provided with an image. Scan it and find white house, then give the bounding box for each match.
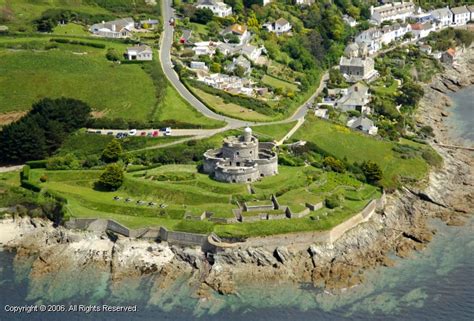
[89,18,134,38]
[193,41,217,56]
[264,18,292,35]
[469,5,474,21]
[238,44,263,62]
[295,0,315,5]
[430,7,453,28]
[335,83,371,114]
[196,0,232,18]
[370,1,416,24]
[355,27,383,54]
[379,23,411,45]
[451,6,470,26]
[125,45,153,61]
[342,14,358,27]
[221,24,250,44]
[410,22,435,40]
[190,61,208,71]
[346,116,378,135]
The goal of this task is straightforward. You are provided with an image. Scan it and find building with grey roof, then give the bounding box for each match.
[90,18,134,38]
[346,116,378,135]
[451,6,470,25]
[339,56,378,83]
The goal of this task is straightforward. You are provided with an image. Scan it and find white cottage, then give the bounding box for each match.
[196,0,232,18]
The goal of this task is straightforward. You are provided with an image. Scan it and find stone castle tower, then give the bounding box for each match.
[202,127,278,183]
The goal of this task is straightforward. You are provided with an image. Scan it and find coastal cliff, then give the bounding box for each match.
[1,46,473,305]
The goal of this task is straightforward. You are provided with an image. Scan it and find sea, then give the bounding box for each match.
[0,88,472,321]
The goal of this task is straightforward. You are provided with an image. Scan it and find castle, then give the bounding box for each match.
[203,127,278,183]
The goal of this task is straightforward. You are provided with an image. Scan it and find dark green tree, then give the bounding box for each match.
[98,163,124,191]
[101,139,123,163]
[192,8,214,24]
[323,156,346,173]
[361,161,383,185]
[105,48,121,61]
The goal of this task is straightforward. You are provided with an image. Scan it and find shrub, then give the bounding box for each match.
[106,48,121,62]
[101,139,123,163]
[361,161,383,185]
[97,163,124,191]
[325,194,342,209]
[39,175,48,183]
[323,156,346,173]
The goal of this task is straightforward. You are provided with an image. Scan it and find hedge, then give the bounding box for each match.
[20,180,41,193]
[26,160,48,169]
[50,38,106,49]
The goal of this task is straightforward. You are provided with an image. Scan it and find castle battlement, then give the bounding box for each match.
[203,127,278,183]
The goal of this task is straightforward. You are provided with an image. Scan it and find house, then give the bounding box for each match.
[239,44,263,62]
[469,6,474,21]
[226,55,252,75]
[410,22,434,39]
[0,25,8,33]
[190,61,208,71]
[346,117,378,135]
[295,0,315,5]
[196,0,232,18]
[314,108,329,119]
[344,42,369,58]
[140,19,159,29]
[451,6,470,26]
[264,18,292,35]
[441,48,456,64]
[125,45,153,61]
[90,18,134,38]
[221,24,249,44]
[343,14,358,27]
[419,44,432,54]
[335,83,371,114]
[180,29,193,44]
[370,1,416,24]
[430,7,453,28]
[193,41,217,56]
[355,27,383,54]
[379,23,412,44]
[339,56,378,83]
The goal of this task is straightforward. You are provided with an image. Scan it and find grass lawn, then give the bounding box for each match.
[190,87,273,122]
[262,75,299,92]
[25,161,380,237]
[371,79,398,96]
[52,23,90,36]
[293,115,431,189]
[252,121,297,141]
[0,0,110,32]
[156,86,225,128]
[0,45,156,119]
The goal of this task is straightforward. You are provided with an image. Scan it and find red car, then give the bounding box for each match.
[140,132,146,136]
[152,131,159,137]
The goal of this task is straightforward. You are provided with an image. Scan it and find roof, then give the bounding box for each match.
[240,44,257,55]
[140,19,159,24]
[468,5,474,12]
[337,83,370,106]
[181,29,193,40]
[340,56,372,67]
[431,7,452,17]
[349,117,374,131]
[451,6,470,15]
[446,48,456,57]
[92,17,134,32]
[223,24,247,35]
[0,25,8,31]
[275,18,289,27]
[126,45,152,53]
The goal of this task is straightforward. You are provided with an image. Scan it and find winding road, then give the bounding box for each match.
[159,0,328,133]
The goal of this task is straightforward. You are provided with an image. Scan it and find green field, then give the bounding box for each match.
[262,75,299,92]
[293,116,433,188]
[52,23,90,37]
[0,36,224,128]
[25,162,380,237]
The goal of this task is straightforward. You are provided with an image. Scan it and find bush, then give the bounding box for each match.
[39,175,48,183]
[361,161,383,185]
[97,163,124,191]
[101,139,123,163]
[106,48,121,61]
[323,156,346,173]
[325,194,342,209]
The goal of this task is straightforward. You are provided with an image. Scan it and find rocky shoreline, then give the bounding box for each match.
[1,46,473,306]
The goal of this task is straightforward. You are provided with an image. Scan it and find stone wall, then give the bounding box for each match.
[305,202,324,211]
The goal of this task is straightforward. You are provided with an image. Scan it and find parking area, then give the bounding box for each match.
[86,128,220,138]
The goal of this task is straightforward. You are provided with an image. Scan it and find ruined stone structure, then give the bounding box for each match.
[203,127,278,183]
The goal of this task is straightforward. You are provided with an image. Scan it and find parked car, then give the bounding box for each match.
[107,131,113,135]
[152,131,159,137]
[129,129,137,136]
[140,131,146,136]
[95,130,101,134]
[116,133,123,139]
[147,132,153,137]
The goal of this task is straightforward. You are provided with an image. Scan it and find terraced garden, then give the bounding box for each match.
[25,163,380,237]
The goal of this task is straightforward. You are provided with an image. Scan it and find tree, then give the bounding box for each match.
[192,8,214,24]
[101,139,123,163]
[361,161,383,184]
[106,48,121,62]
[210,62,221,73]
[234,65,246,77]
[323,156,346,173]
[207,21,220,37]
[396,82,424,108]
[98,163,124,191]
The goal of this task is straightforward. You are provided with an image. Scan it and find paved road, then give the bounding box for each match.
[159,0,247,129]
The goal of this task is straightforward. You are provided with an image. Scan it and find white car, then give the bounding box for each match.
[129,129,137,136]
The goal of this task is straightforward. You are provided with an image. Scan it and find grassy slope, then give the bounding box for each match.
[294,115,430,188]
[0,44,156,119]
[262,75,299,92]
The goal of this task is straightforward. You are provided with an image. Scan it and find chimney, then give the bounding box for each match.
[112,24,116,32]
